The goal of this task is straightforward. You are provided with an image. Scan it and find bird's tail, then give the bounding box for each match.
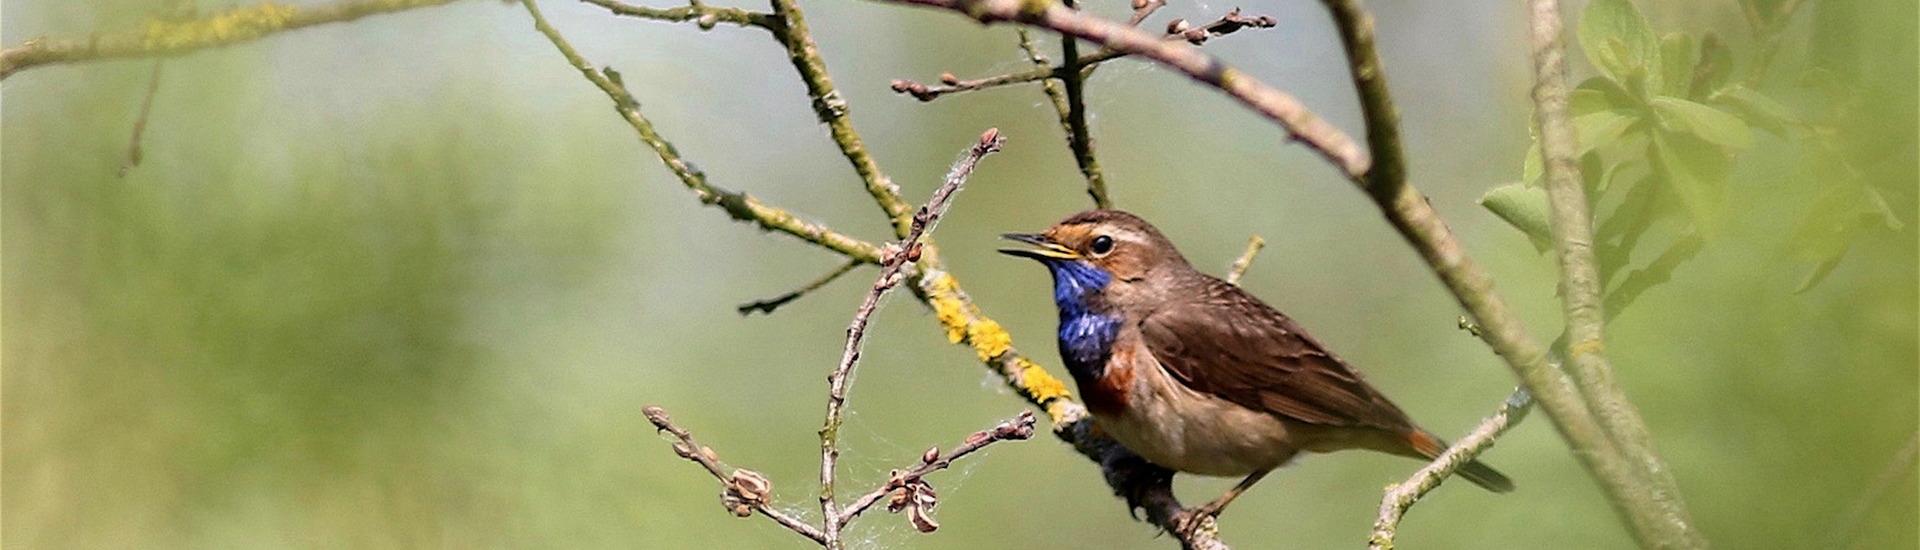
[1404,430,1516,493]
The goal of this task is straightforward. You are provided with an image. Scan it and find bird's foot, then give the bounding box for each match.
[1171,503,1223,539]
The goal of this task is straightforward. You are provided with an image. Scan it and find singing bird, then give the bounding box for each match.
[1000,209,1512,532]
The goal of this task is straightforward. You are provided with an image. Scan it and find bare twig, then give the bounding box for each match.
[120,61,166,178]
[1526,0,1705,546]
[581,0,781,30]
[818,129,1005,548]
[0,0,467,80]
[1123,0,1166,27]
[642,406,828,544]
[1369,389,1532,550]
[838,410,1037,526]
[887,9,1276,102]
[1223,234,1265,286]
[737,260,864,315]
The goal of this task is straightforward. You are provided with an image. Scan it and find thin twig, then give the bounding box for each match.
[1369,388,1533,550]
[1056,0,1109,208]
[818,129,1006,548]
[0,0,467,80]
[1223,234,1265,286]
[838,410,1037,527]
[738,259,864,315]
[887,9,1276,102]
[119,61,165,177]
[642,406,829,544]
[1526,0,1705,545]
[580,0,781,30]
[521,0,883,264]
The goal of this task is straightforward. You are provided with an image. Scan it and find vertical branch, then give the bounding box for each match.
[120,61,165,177]
[1526,0,1706,547]
[1369,389,1533,550]
[818,129,1006,549]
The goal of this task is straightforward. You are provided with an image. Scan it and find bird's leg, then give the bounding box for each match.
[1175,468,1272,536]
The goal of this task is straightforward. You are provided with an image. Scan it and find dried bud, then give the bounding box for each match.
[921,446,941,465]
[672,441,696,459]
[1131,0,1149,9]
[978,127,1003,151]
[963,431,990,447]
[700,445,719,463]
[939,72,960,85]
[889,80,915,93]
[725,469,772,508]
[887,487,911,513]
[643,406,671,429]
[905,243,924,262]
[696,13,719,30]
[1165,18,1189,35]
[720,493,753,517]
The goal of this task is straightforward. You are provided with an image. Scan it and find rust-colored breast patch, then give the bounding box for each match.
[1082,344,1134,416]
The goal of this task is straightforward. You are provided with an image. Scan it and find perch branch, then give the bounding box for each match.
[642,406,828,544]
[521,0,883,264]
[838,410,1037,527]
[737,259,865,315]
[818,129,1004,548]
[887,9,1276,102]
[1223,234,1265,285]
[0,0,467,80]
[1527,0,1705,546]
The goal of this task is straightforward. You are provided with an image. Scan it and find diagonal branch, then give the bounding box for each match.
[738,259,865,315]
[1369,388,1532,550]
[0,0,468,80]
[1223,234,1265,285]
[838,410,1037,527]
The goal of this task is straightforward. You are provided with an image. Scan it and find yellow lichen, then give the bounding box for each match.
[1011,357,1072,404]
[143,3,299,51]
[967,318,1012,362]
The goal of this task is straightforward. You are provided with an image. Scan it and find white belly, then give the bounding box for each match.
[1095,358,1301,477]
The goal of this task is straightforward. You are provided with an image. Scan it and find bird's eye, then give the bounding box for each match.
[1089,235,1115,256]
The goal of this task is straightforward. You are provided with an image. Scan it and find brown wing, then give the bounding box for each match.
[1139,276,1415,431]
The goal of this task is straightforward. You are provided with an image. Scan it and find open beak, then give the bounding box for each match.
[998,233,1080,261]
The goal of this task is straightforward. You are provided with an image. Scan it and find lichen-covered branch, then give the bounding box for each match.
[522,0,882,264]
[1526,0,1705,546]
[0,0,467,80]
[767,0,915,237]
[1055,0,1109,208]
[642,406,829,544]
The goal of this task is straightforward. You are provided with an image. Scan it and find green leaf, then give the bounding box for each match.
[1579,0,1661,95]
[1712,85,1797,136]
[1571,89,1613,116]
[1696,33,1733,94]
[1650,131,1731,235]
[1651,96,1752,149]
[1577,75,1642,109]
[1575,109,1641,153]
[1481,183,1554,252]
[1658,33,1696,97]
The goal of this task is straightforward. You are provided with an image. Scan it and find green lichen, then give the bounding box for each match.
[141,3,299,51]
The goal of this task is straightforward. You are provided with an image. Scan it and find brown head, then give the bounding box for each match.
[999,210,1198,313]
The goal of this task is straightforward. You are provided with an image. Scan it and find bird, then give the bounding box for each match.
[998,209,1512,533]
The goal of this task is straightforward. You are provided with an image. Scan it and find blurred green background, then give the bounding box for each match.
[3,0,1913,548]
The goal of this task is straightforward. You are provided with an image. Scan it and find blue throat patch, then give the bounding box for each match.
[1046,260,1121,378]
